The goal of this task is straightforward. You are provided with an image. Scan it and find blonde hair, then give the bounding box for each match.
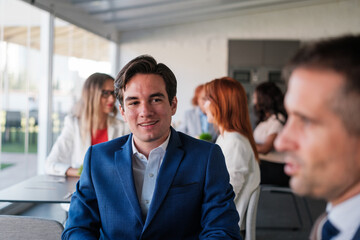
[72,72,117,143]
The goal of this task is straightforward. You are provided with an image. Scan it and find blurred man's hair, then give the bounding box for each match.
[283,35,360,135]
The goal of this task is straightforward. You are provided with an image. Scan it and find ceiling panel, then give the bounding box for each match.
[21,0,339,42]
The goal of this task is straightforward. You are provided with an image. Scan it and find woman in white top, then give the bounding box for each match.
[253,82,287,154]
[253,81,289,186]
[45,73,130,177]
[203,77,260,230]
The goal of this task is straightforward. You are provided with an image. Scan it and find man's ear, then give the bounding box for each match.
[171,96,177,116]
[119,105,127,122]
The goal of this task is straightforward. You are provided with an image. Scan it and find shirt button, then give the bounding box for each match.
[145,200,149,204]
[149,173,154,178]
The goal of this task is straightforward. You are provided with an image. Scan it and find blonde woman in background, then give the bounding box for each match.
[45,72,130,177]
[204,77,260,231]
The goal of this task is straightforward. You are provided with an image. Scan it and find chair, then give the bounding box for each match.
[0,215,64,240]
[4,111,22,143]
[241,185,261,240]
[260,185,313,230]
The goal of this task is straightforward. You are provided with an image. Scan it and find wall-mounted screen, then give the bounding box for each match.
[268,71,282,83]
[233,70,251,83]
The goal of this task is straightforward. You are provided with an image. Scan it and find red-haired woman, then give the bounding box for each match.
[204,77,260,229]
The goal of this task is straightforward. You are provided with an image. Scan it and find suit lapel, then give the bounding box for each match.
[115,135,144,225]
[310,212,327,240]
[144,128,184,230]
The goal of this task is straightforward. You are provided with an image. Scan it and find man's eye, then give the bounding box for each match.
[299,116,312,126]
[128,101,139,106]
[152,98,162,103]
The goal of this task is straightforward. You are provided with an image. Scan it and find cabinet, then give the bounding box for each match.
[228,39,300,128]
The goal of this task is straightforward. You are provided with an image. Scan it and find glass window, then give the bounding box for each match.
[0,0,42,189]
[0,0,114,190]
[52,18,112,144]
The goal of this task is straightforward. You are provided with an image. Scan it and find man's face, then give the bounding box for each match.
[275,68,360,204]
[120,74,177,151]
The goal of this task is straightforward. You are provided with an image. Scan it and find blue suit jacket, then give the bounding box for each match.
[62,128,241,240]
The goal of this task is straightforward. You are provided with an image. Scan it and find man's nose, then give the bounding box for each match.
[274,120,298,153]
[139,102,153,117]
[274,130,287,152]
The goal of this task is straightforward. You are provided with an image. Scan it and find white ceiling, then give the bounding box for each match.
[21,0,339,43]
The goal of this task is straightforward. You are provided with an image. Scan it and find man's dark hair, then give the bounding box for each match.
[283,35,360,135]
[114,55,177,108]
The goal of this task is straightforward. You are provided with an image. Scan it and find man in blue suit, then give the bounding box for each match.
[62,55,241,239]
[275,35,360,240]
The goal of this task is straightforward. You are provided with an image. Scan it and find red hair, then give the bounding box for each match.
[205,77,259,162]
[191,84,204,106]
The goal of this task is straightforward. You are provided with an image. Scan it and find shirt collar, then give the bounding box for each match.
[131,131,171,156]
[327,193,360,236]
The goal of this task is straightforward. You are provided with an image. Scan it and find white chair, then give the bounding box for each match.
[0,215,64,240]
[241,185,261,240]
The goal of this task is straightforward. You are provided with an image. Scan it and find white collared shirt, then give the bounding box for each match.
[132,132,171,218]
[327,193,360,240]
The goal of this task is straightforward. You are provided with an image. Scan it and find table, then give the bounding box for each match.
[0,175,78,203]
[259,152,285,164]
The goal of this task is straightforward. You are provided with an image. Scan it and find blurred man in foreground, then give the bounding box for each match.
[275,35,360,240]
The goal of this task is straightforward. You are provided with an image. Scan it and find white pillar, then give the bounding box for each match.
[37,12,54,174]
[110,41,120,77]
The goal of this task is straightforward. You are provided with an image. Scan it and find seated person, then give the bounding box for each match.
[253,81,289,186]
[177,84,218,141]
[62,55,241,240]
[203,77,260,231]
[275,34,360,240]
[45,72,129,177]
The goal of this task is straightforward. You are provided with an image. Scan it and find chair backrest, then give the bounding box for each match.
[5,111,22,128]
[0,215,64,240]
[244,185,261,240]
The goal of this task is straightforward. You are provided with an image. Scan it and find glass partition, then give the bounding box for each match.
[0,0,114,190]
[0,0,42,189]
[52,18,112,144]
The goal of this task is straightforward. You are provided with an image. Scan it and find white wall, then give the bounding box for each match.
[118,0,360,123]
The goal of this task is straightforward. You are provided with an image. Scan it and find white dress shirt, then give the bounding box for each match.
[327,193,360,240]
[132,132,171,218]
